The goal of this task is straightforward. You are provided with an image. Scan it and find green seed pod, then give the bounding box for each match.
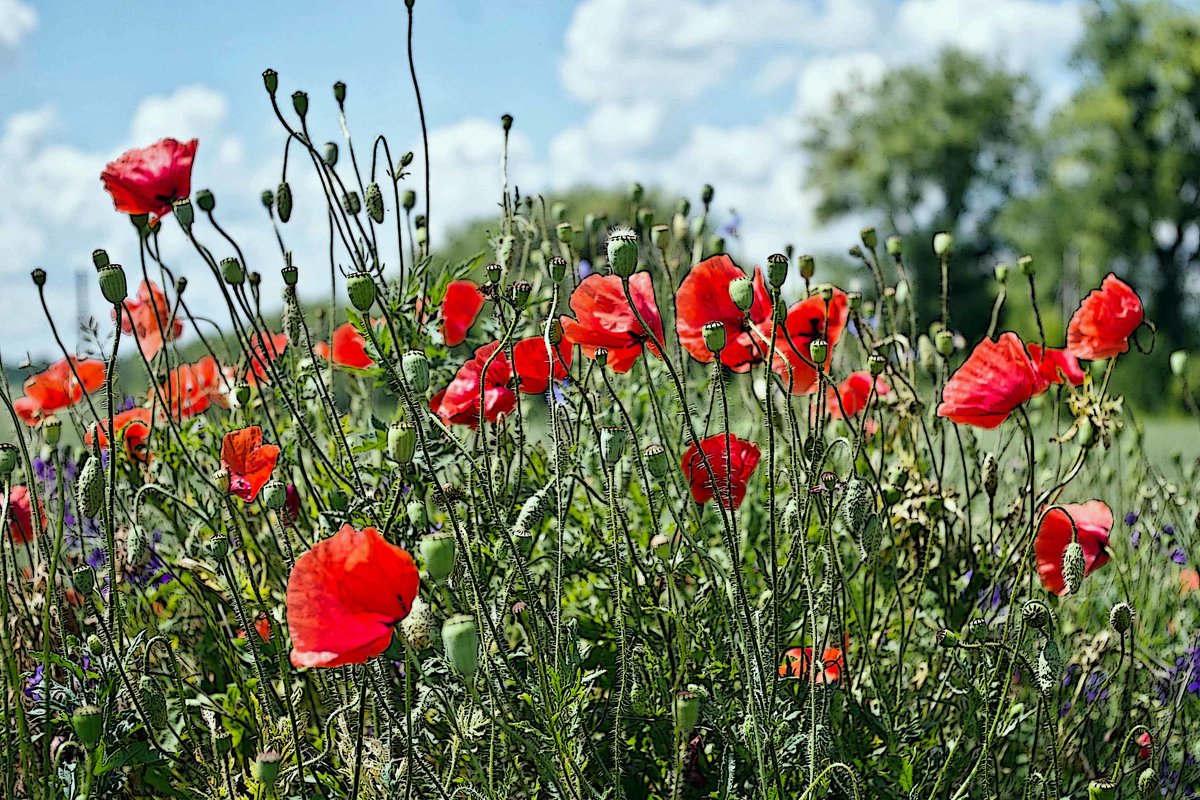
[139,675,167,731]
[71,705,104,749]
[933,231,954,257]
[607,228,639,279]
[509,280,532,309]
[220,257,245,286]
[213,468,231,493]
[263,480,287,511]
[885,236,902,258]
[253,750,281,789]
[702,321,726,353]
[262,69,279,96]
[126,526,150,568]
[500,113,513,131]
[31,267,47,287]
[675,690,701,733]
[967,618,989,641]
[346,271,376,311]
[644,444,668,480]
[0,443,18,477]
[766,253,788,290]
[728,276,754,312]
[600,426,627,467]
[233,381,251,407]
[402,189,417,211]
[207,535,230,561]
[442,614,479,682]
[365,182,384,223]
[388,422,417,465]
[92,249,110,268]
[1109,602,1134,634]
[701,183,714,205]
[994,263,1009,283]
[73,565,95,595]
[291,90,308,119]
[548,255,567,282]
[400,597,438,650]
[708,235,725,254]
[935,330,955,358]
[97,264,128,305]
[1087,778,1117,800]
[555,221,574,245]
[868,353,886,376]
[936,630,960,648]
[809,338,828,367]
[342,191,361,215]
[629,182,644,203]
[172,197,194,229]
[1018,254,1035,276]
[860,226,878,250]
[651,224,670,250]
[485,262,502,284]
[1062,541,1086,595]
[798,255,815,280]
[329,489,349,512]
[982,453,998,498]
[261,188,274,210]
[86,634,104,656]
[859,513,882,562]
[420,531,456,582]
[77,456,104,519]
[401,350,429,394]
[195,188,215,213]
[1138,768,1159,798]
[276,181,293,223]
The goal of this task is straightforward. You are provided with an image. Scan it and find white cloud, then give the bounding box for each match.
[0,0,36,50]
[128,86,230,147]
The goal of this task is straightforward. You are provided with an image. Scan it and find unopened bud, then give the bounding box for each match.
[402,189,416,211]
[365,182,384,223]
[341,191,361,215]
[1063,541,1086,594]
[1109,602,1134,634]
[933,231,954,257]
[675,690,701,733]
[651,224,670,250]
[885,236,902,258]
[600,426,627,467]
[276,182,293,223]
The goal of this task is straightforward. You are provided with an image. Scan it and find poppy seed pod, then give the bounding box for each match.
[809,338,828,367]
[346,271,376,312]
[1109,601,1134,634]
[994,263,1009,282]
[860,227,878,250]
[0,443,18,477]
[675,690,701,733]
[253,751,281,788]
[195,188,215,213]
[291,90,308,119]
[548,255,567,282]
[261,189,275,209]
[1021,600,1049,631]
[77,456,104,519]
[497,234,514,268]
[420,531,456,582]
[71,705,103,749]
[401,350,429,394]
[97,264,128,305]
[329,489,349,512]
[281,265,298,287]
[728,276,754,312]
[342,191,361,215]
[798,255,815,280]
[651,224,670,250]
[442,614,479,682]
[1138,768,1159,798]
[387,422,417,465]
[594,347,609,368]
[886,236,902,258]
[31,267,47,287]
[207,535,230,560]
[1087,778,1117,800]
[600,426,627,467]
[1062,541,1086,594]
[933,231,954,258]
[644,444,668,479]
[607,228,639,279]
[630,182,644,203]
[847,291,862,313]
[935,330,955,358]
[936,629,959,648]
[967,618,989,641]
[868,353,886,376]
[767,253,788,290]
[365,182,384,223]
[398,151,414,169]
[702,320,726,353]
[42,416,62,446]
[262,480,287,511]
[637,207,654,229]
[276,181,293,223]
[701,183,714,205]
[233,381,251,407]
[1018,254,1035,276]
[320,141,338,167]
[92,249,110,268]
[262,69,279,96]
[73,565,95,595]
[509,280,532,309]
[213,468,231,493]
[402,189,417,211]
[220,257,245,286]
[500,113,513,131]
[248,271,261,288]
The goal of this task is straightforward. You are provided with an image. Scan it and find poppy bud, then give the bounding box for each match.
[509,280,532,309]
[935,330,954,357]
[291,90,308,119]
[651,224,670,250]
[728,276,754,312]
[982,453,998,498]
[886,236,902,258]
[346,271,376,311]
[798,255,815,280]
[276,181,293,223]
[420,531,456,583]
[127,525,150,567]
[98,264,128,305]
[766,253,788,290]
[232,381,251,407]
[994,263,1009,283]
[402,189,417,211]
[442,614,479,682]
[248,271,261,288]
[868,353,886,376]
[262,69,279,96]
[332,79,347,105]
[548,255,567,282]
[607,228,639,279]
[675,690,701,733]
[548,319,564,346]
[1109,602,1134,634]
[860,227,877,250]
[637,207,654,229]
[401,350,429,394]
[1138,768,1159,798]
[388,422,416,465]
[139,674,166,730]
[809,338,828,367]
[644,444,668,479]
[932,231,954,258]
[1062,541,1086,594]
[1087,778,1117,800]
[220,257,245,286]
[72,705,103,749]
[73,565,95,595]
[86,633,103,656]
[848,245,863,260]
[401,598,438,650]
[207,535,230,560]
[1018,254,1034,276]
[600,426,627,467]
[398,151,414,170]
[0,443,17,477]
[342,191,361,215]
[260,189,275,211]
[936,629,959,648]
[253,750,281,789]
[42,416,62,446]
[1170,350,1188,377]
[263,480,287,511]
[195,188,215,213]
[594,348,609,368]
[77,455,104,519]
[701,183,714,205]
[213,468,231,494]
[702,321,726,354]
[500,113,513,132]
[675,197,690,216]
[1021,600,1049,631]
[365,182,384,223]
[841,479,871,532]
[630,182,644,203]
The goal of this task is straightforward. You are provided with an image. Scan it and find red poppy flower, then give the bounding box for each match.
[681,433,761,510]
[100,138,198,223]
[937,333,1048,429]
[1067,275,1144,361]
[827,371,890,420]
[238,612,272,644]
[246,331,289,385]
[442,280,486,347]
[154,359,216,421]
[511,336,572,394]
[313,323,374,369]
[280,484,302,527]
[561,272,663,373]
[1027,344,1086,389]
[286,524,419,668]
[771,290,850,395]
[430,342,517,427]
[778,645,845,684]
[1137,731,1152,760]
[220,426,280,503]
[14,357,106,425]
[1034,501,1112,596]
[86,407,153,463]
[6,485,45,545]
[676,256,773,372]
[117,280,183,359]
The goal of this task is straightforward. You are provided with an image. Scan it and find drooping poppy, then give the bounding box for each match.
[771,290,850,395]
[313,323,374,369]
[442,280,486,347]
[827,371,890,420]
[6,485,46,545]
[779,645,845,684]
[117,280,183,359]
[561,272,663,373]
[1066,274,1144,361]
[1026,344,1086,389]
[511,336,572,395]
[430,342,516,427]
[86,407,153,463]
[246,331,289,385]
[1034,501,1112,596]
[675,256,773,371]
[100,138,198,223]
[220,426,280,503]
[680,433,761,510]
[13,357,106,425]
[937,332,1048,429]
[286,524,419,668]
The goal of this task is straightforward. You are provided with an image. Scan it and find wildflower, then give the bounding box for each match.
[6,485,46,545]
[511,336,572,394]
[937,332,1048,429]
[561,273,663,373]
[286,524,419,667]
[1170,548,1188,565]
[1138,731,1152,760]
[429,342,516,427]
[13,358,106,425]
[675,256,773,372]
[100,138,198,223]
[1026,344,1086,388]
[1034,501,1112,596]
[220,426,280,503]
[779,645,845,683]
[771,290,849,395]
[117,280,183,359]
[1180,569,1199,594]
[246,331,289,384]
[680,433,761,510]
[314,323,374,369]
[827,371,890,419]
[85,407,152,463]
[442,280,486,346]
[1066,274,1144,360]
[155,358,220,421]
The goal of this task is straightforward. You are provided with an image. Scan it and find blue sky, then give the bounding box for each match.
[1,0,1093,358]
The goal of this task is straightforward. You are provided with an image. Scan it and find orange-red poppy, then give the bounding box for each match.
[1027,344,1085,389]
[511,336,572,395]
[237,612,272,644]
[313,323,374,369]
[86,407,153,463]
[6,485,46,545]
[100,138,198,223]
[1138,731,1152,760]
[779,645,845,684]
[681,433,761,510]
[154,358,222,421]
[561,273,663,373]
[246,331,289,385]
[771,291,849,395]
[1180,569,1200,594]
[286,524,419,668]
[1066,274,1144,361]
[117,280,183,359]
[937,333,1048,429]
[430,342,517,427]
[442,280,486,347]
[827,371,890,420]
[675,256,773,372]
[13,357,106,425]
[1034,501,1112,596]
[220,426,280,503]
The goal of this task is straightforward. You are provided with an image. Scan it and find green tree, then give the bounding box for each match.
[804,49,1037,337]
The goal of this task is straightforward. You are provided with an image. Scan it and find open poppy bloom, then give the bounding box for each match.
[286,524,419,667]
[937,333,1048,429]
[6,485,46,545]
[220,426,280,503]
[511,336,572,394]
[1026,344,1086,389]
[13,357,106,425]
[100,138,198,223]
[314,323,374,369]
[675,256,773,372]
[430,342,516,427]
[86,407,153,463]
[1067,274,1144,361]
[771,290,850,395]
[827,371,890,420]
[117,280,183,359]
[779,645,845,684]
[1034,501,1112,596]
[155,358,222,421]
[246,331,289,385]
[681,433,761,510]
[442,280,486,347]
[561,272,663,373]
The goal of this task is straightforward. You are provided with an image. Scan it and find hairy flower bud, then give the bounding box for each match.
[365,182,384,223]
[139,675,167,731]
[86,633,104,656]
[342,191,361,215]
[400,597,438,650]
[276,181,293,223]
[77,455,104,519]
[1062,541,1086,595]
[1138,768,1159,798]
[1109,602,1134,634]
[981,453,998,498]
